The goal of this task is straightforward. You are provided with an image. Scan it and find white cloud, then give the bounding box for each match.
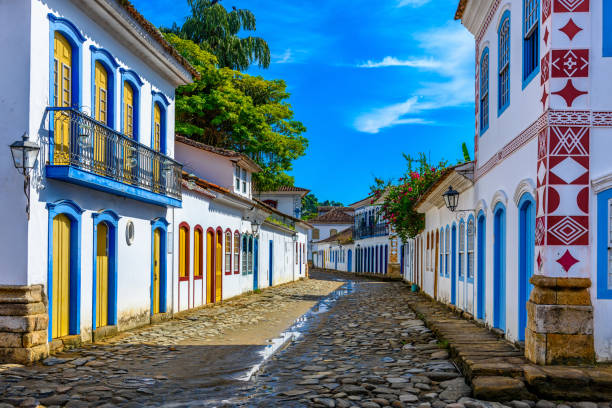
[358,56,441,69]
[397,0,431,7]
[273,49,293,64]
[354,24,474,134]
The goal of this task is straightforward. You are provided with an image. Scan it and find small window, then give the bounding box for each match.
[480,49,490,133]
[313,229,320,240]
[498,12,511,113]
[235,165,241,190]
[523,0,539,82]
[330,229,338,236]
[225,231,232,275]
[179,224,189,281]
[242,169,247,193]
[468,219,475,279]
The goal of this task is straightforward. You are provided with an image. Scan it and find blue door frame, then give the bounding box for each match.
[400,245,405,277]
[518,194,535,341]
[493,203,506,331]
[477,213,486,320]
[268,240,273,287]
[451,224,457,305]
[254,238,259,290]
[348,249,352,272]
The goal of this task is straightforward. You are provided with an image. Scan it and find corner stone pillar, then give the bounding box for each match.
[0,285,49,364]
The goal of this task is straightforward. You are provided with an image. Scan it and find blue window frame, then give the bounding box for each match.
[92,210,120,329]
[440,228,444,276]
[151,218,169,315]
[451,224,457,305]
[151,91,170,154]
[605,2,612,57]
[445,225,450,277]
[518,193,535,340]
[458,220,465,281]
[467,215,475,282]
[493,202,507,331]
[523,0,540,86]
[480,48,490,134]
[46,199,84,341]
[498,11,511,115]
[597,188,612,298]
[477,211,486,320]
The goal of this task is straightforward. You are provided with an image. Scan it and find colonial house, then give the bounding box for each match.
[405,0,612,364]
[312,227,355,273]
[307,206,354,263]
[352,195,402,277]
[255,186,310,219]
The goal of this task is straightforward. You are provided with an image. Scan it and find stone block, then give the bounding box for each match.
[529,287,556,305]
[472,376,533,401]
[531,304,593,335]
[0,314,48,333]
[556,289,591,306]
[0,302,46,316]
[545,333,594,364]
[60,334,82,348]
[0,285,44,304]
[92,325,118,342]
[525,328,546,364]
[0,343,48,364]
[22,330,47,348]
[0,332,24,348]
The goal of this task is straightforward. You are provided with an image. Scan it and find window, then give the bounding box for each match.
[330,229,338,236]
[445,226,450,277]
[440,229,444,276]
[235,165,241,190]
[94,62,109,125]
[459,221,465,279]
[313,229,320,240]
[225,231,232,275]
[242,236,248,275]
[242,169,247,193]
[123,81,135,138]
[605,2,612,57]
[263,200,278,208]
[597,191,612,298]
[194,227,203,279]
[234,232,240,274]
[498,12,511,113]
[295,242,299,265]
[179,224,189,281]
[523,0,539,84]
[153,103,162,152]
[480,49,490,133]
[467,218,475,280]
[248,236,253,274]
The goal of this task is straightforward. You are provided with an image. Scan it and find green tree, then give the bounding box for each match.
[167,0,270,71]
[300,195,344,220]
[165,34,307,190]
[462,142,471,162]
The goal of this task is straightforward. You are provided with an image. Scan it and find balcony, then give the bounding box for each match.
[355,223,389,239]
[45,108,182,207]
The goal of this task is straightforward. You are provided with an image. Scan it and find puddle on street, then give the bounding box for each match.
[168,280,356,407]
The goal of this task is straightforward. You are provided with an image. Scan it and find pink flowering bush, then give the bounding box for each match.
[370,153,447,240]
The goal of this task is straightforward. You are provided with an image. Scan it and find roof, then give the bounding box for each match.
[348,195,374,209]
[315,227,354,245]
[256,185,311,198]
[254,199,313,229]
[309,207,354,224]
[176,135,262,172]
[318,206,354,213]
[114,0,199,79]
[454,0,469,20]
[414,161,475,213]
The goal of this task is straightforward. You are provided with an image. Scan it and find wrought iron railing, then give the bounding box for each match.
[355,223,389,239]
[46,107,182,201]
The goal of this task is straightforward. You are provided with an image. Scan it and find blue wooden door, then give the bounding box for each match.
[268,240,273,287]
[493,204,506,331]
[348,249,352,272]
[451,225,457,305]
[518,195,535,340]
[254,238,259,290]
[477,214,486,320]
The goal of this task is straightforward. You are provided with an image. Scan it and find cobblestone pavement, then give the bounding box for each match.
[2,272,611,408]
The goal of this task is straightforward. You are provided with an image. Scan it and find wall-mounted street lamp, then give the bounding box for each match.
[251,221,260,236]
[10,133,40,219]
[292,233,298,242]
[442,185,473,219]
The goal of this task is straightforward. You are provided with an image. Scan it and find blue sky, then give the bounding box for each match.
[132,0,475,205]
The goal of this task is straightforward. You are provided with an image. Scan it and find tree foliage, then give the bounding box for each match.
[371,153,448,240]
[165,0,270,71]
[462,142,471,162]
[165,34,307,191]
[301,194,344,220]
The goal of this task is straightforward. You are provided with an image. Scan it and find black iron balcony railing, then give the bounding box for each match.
[47,107,182,201]
[355,223,389,239]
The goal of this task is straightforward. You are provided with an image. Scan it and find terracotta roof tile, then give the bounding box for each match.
[455,0,469,20]
[310,207,354,224]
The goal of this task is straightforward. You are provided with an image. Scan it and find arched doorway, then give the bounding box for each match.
[215,229,223,302]
[451,224,457,305]
[206,229,215,304]
[477,212,486,320]
[493,203,506,331]
[518,194,535,341]
[151,218,168,316]
[347,249,352,272]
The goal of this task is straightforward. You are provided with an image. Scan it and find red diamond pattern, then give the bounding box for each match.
[543,0,552,20]
[541,52,550,85]
[559,18,583,41]
[543,26,550,47]
[552,50,589,78]
[552,79,587,107]
[553,0,589,12]
[547,216,588,245]
[556,249,579,272]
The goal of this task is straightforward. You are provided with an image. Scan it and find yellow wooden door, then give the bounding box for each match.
[206,231,214,303]
[194,229,202,278]
[215,234,222,302]
[53,32,72,165]
[153,104,161,191]
[123,82,135,183]
[179,226,187,280]
[94,62,108,174]
[96,223,109,328]
[153,228,161,314]
[52,214,71,338]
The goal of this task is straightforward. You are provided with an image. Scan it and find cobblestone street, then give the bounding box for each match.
[2,272,611,408]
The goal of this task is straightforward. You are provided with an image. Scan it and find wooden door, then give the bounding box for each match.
[96,223,109,327]
[94,62,108,174]
[123,81,135,183]
[53,32,72,165]
[206,230,214,303]
[153,104,161,191]
[153,228,161,314]
[52,214,71,338]
[215,233,222,302]
[434,231,439,300]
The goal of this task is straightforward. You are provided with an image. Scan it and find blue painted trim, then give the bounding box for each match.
[45,165,181,208]
[597,188,612,298]
[385,244,388,274]
[451,223,457,305]
[445,225,450,277]
[493,202,507,331]
[467,214,475,283]
[151,91,170,154]
[48,14,84,160]
[90,46,119,129]
[479,48,490,136]
[269,240,274,286]
[518,192,535,340]
[522,0,540,88]
[498,10,511,116]
[477,211,486,320]
[459,219,465,281]
[254,238,259,289]
[91,210,120,329]
[604,2,612,57]
[46,199,84,342]
[440,227,444,276]
[120,68,143,142]
[151,218,169,315]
